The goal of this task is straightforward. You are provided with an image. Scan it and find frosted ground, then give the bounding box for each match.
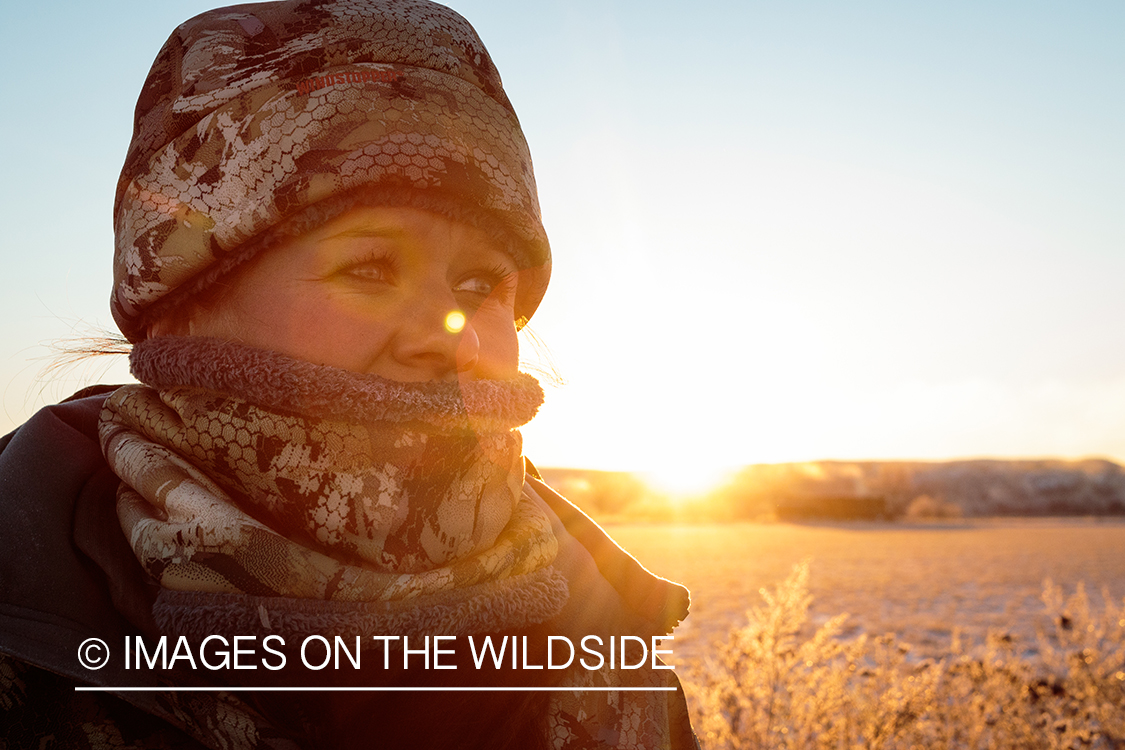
[609,518,1125,670]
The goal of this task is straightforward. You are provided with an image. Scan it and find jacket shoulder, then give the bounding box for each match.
[0,387,149,686]
[526,473,690,638]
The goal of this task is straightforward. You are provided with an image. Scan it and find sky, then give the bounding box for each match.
[1,1,1122,487]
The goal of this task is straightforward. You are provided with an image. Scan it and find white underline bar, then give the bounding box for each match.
[76,686,675,693]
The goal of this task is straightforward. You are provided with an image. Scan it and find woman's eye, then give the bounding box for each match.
[454,276,497,297]
[454,269,516,304]
[341,257,394,283]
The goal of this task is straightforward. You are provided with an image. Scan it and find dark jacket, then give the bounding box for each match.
[0,390,696,749]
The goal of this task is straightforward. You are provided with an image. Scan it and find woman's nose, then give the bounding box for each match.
[454,322,481,374]
[390,286,479,380]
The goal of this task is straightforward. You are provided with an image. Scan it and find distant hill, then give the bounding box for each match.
[535,459,1125,521]
[884,458,1125,516]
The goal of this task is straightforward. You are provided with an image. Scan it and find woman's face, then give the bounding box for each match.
[167,206,520,382]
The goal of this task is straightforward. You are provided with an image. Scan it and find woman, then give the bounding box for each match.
[0,1,696,747]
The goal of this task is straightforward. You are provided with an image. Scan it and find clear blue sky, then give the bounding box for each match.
[1,1,1122,478]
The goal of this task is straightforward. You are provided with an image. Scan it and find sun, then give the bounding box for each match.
[641,463,733,501]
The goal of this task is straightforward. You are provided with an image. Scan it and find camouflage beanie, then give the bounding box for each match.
[112,0,550,343]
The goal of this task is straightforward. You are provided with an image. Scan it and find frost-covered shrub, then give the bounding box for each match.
[692,561,1125,749]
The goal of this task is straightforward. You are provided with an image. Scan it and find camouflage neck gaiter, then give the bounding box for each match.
[98,337,557,604]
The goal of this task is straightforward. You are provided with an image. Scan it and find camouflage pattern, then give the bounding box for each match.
[99,344,556,604]
[549,662,700,750]
[113,0,551,341]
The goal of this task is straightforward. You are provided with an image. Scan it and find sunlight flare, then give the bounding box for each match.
[642,463,734,501]
[444,310,466,333]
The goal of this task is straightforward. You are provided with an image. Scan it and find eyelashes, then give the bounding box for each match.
[452,264,518,311]
[337,254,517,305]
[458,263,518,301]
[338,252,397,283]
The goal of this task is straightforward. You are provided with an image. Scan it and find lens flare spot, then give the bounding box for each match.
[444,310,466,333]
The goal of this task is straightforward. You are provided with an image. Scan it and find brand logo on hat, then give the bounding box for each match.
[296,69,403,96]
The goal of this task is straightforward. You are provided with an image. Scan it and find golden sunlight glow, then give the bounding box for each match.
[444,310,466,333]
[642,463,734,502]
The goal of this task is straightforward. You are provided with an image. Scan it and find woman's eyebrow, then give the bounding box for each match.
[321,226,404,242]
[319,223,513,266]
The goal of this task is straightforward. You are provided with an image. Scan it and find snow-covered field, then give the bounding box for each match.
[607,518,1125,671]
